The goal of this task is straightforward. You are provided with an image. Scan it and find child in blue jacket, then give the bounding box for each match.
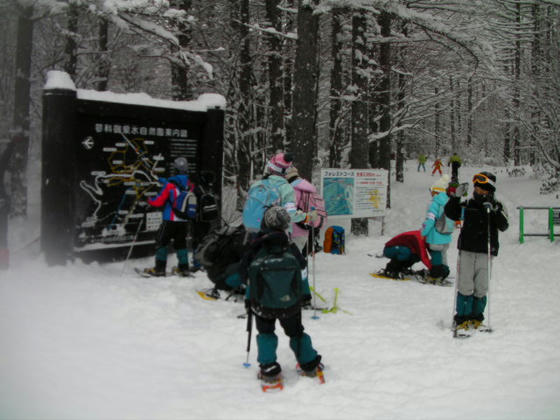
[142,157,194,277]
[421,175,456,284]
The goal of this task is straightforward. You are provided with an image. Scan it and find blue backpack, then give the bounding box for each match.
[172,187,197,219]
[323,225,345,254]
[242,179,282,232]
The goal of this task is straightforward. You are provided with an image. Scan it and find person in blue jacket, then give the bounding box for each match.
[421,174,456,284]
[142,157,194,277]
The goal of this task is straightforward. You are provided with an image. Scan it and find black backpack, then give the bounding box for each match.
[247,243,303,319]
[197,184,219,222]
[194,224,246,287]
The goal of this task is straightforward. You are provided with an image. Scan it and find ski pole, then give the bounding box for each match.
[243,306,253,368]
[486,205,492,331]
[311,220,319,320]
[121,215,144,276]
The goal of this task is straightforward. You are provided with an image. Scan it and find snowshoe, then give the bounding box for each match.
[296,362,325,384]
[172,266,194,278]
[257,372,284,392]
[196,288,220,301]
[135,267,166,278]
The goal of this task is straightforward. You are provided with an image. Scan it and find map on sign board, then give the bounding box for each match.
[321,169,388,218]
[74,116,200,250]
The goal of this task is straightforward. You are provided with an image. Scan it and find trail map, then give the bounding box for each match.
[75,118,199,251]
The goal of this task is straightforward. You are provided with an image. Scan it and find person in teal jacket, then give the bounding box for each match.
[421,174,456,284]
[242,152,310,234]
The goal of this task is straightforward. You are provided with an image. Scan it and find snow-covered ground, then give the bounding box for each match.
[2,161,560,420]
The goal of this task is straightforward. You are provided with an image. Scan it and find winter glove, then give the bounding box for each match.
[483,199,502,213]
[447,182,468,198]
[305,210,318,224]
[482,197,499,212]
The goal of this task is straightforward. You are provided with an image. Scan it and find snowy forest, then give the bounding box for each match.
[2,0,560,229]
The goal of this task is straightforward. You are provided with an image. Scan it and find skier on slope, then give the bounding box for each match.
[142,157,194,277]
[240,206,323,387]
[431,157,444,176]
[445,172,509,331]
[420,175,456,285]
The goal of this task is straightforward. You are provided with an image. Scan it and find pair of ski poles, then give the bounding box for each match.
[451,204,493,331]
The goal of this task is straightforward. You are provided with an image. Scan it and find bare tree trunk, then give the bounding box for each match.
[377,11,392,208]
[265,0,284,154]
[449,76,455,155]
[283,0,295,148]
[9,5,34,216]
[64,3,79,77]
[513,1,521,165]
[329,8,345,168]
[171,0,193,100]
[530,3,541,165]
[96,18,110,91]
[466,77,473,147]
[503,63,511,164]
[395,21,408,184]
[236,0,252,191]
[291,0,319,182]
[350,11,368,235]
[435,86,441,157]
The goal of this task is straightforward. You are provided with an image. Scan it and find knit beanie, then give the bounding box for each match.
[266,152,293,175]
[473,171,496,193]
[431,174,450,194]
[173,157,189,174]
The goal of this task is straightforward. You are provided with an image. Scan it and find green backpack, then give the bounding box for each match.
[247,244,303,319]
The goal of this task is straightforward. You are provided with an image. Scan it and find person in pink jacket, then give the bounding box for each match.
[285,166,324,255]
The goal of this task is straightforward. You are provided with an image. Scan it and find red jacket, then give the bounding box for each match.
[385,230,432,270]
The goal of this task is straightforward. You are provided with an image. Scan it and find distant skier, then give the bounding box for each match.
[417,153,427,172]
[447,152,462,183]
[431,158,443,176]
[142,157,194,277]
[445,172,509,332]
[420,175,456,285]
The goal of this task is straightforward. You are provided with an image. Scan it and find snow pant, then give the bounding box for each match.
[455,250,491,320]
[428,243,450,279]
[255,311,320,371]
[432,167,442,175]
[418,162,426,172]
[154,220,189,271]
[451,163,460,183]
[383,246,420,273]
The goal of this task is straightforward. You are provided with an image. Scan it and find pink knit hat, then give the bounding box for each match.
[266,152,293,175]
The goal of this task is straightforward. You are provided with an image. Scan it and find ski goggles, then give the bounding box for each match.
[472,173,495,187]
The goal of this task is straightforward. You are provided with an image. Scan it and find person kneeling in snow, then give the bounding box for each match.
[444,172,509,331]
[380,230,432,279]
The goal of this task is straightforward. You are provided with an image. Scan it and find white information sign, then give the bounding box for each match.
[321,168,388,218]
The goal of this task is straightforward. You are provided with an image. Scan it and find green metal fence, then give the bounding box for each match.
[517,206,560,243]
